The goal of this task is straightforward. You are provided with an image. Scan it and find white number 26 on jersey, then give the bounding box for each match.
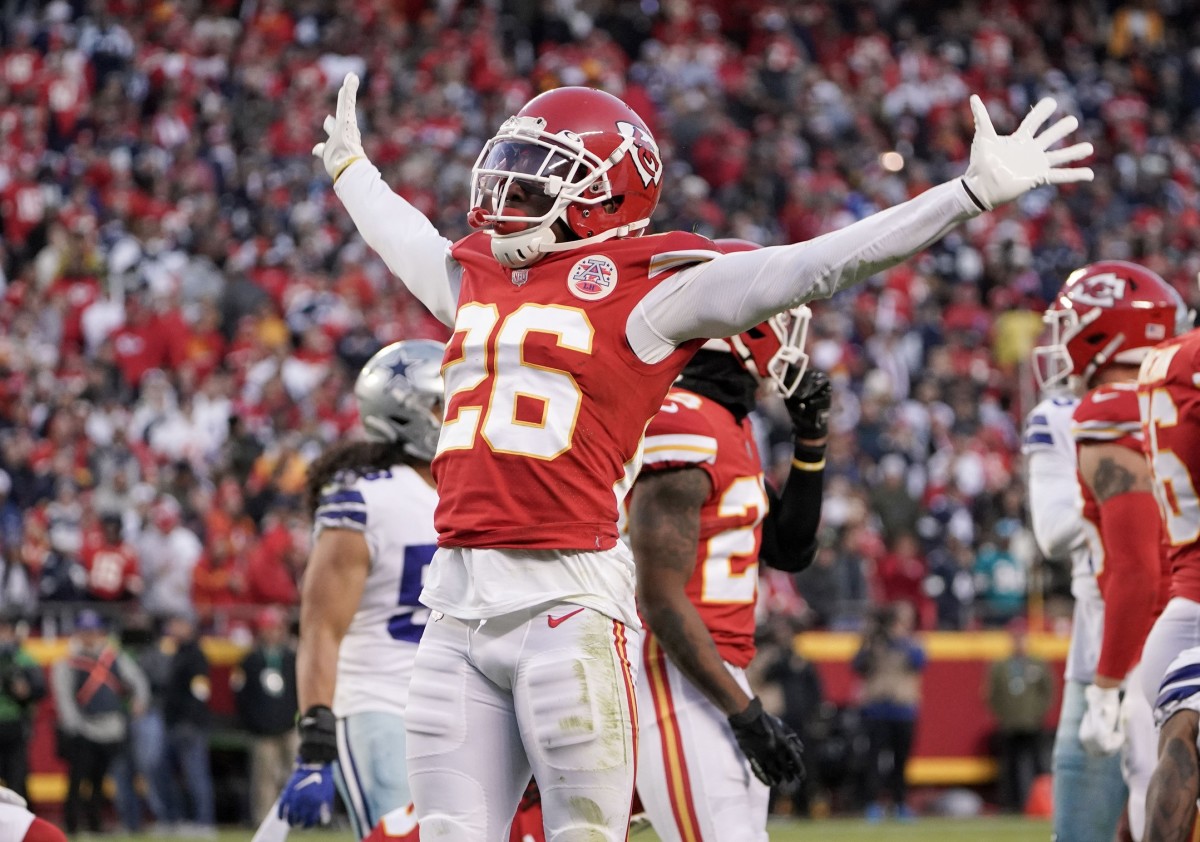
[436,302,594,460]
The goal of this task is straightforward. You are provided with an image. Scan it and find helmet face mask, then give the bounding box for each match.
[730,307,812,398]
[354,340,445,462]
[468,89,663,269]
[1033,260,1187,393]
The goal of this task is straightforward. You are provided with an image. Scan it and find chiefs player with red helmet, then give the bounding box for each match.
[629,239,816,841]
[1036,260,1185,840]
[1132,271,1200,842]
[316,71,1092,838]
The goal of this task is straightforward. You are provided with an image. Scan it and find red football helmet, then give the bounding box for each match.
[468,87,663,268]
[700,239,812,398]
[1034,260,1191,392]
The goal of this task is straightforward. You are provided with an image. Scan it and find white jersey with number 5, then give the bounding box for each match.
[313,463,439,718]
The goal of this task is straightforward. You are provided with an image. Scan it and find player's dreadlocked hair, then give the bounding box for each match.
[303,440,415,518]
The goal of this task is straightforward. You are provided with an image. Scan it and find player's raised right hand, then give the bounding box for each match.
[314,72,366,183]
[727,697,806,787]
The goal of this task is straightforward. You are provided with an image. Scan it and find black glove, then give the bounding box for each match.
[297,704,339,764]
[727,697,806,787]
[785,369,831,441]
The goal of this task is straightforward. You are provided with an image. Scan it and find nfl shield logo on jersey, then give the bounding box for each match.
[511,268,529,286]
[567,255,618,301]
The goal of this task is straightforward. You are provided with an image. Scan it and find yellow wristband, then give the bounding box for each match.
[791,457,826,472]
[332,156,363,183]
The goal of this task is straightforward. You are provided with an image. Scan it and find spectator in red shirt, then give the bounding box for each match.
[192,527,247,631]
[110,296,168,391]
[245,514,298,607]
[81,513,141,602]
[876,532,931,629]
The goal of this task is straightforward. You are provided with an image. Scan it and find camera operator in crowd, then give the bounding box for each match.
[0,611,44,801]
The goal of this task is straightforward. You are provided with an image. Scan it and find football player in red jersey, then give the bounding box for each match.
[629,240,821,841]
[1134,279,1200,842]
[1036,260,1187,840]
[316,73,1093,839]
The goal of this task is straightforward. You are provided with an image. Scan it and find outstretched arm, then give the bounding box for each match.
[629,96,1093,360]
[316,74,461,327]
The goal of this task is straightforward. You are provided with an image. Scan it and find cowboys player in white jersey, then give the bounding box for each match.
[1025,379,1125,840]
[253,339,443,842]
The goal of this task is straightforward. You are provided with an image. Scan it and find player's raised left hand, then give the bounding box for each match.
[728,697,806,786]
[313,72,366,183]
[961,95,1093,211]
[785,369,831,443]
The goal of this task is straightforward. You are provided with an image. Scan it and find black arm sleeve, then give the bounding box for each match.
[760,444,826,573]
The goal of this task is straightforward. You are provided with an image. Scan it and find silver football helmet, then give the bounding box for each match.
[354,340,445,462]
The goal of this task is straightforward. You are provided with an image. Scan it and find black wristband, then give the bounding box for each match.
[792,443,826,464]
[961,177,988,212]
[728,697,763,728]
[297,704,338,764]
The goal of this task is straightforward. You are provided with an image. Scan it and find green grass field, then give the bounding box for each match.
[93,816,1051,841]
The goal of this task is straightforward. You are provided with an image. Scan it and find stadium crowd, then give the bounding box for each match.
[0,0,1197,641]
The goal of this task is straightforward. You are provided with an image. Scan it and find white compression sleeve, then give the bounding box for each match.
[333,160,462,327]
[627,179,980,363]
[1026,447,1088,561]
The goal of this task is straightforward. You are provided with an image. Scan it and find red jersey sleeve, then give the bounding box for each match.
[641,389,720,482]
[1072,382,1143,451]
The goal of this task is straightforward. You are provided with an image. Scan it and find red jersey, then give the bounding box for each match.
[82,541,141,601]
[1139,330,1200,602]
[433,231,712,550]
[638,388,767,668]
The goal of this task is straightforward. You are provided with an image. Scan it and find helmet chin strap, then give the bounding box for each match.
[490,217,651,269]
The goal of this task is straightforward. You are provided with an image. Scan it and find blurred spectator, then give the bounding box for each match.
[191,528,248,631]
[925,536,978,630]
[852,602,926,821]
[0,611,44,801]
[760,617,826,817]
[985,620,1054,813]
[875,532,930,628]
[161,613,215,838]
[137,497,203,621]
[50,609,149,835]
[110,615,172,834]
[80,512,141,602]
[233,606,298,825]
[975,525,1027,628]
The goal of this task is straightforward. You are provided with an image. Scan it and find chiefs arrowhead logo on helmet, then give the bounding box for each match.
[468,88,665,269]
[1035,260,1192,392]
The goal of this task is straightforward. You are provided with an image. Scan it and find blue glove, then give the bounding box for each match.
[278,761,336,827]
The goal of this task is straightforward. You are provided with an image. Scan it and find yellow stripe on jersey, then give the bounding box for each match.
[645,636,704,842]
[1071,422,1143,441]
[647,249,722,278]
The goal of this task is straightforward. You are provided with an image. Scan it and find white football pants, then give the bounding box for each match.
[405,603,641,841]
[635,634,769,842]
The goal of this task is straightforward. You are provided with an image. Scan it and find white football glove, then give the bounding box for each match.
[313,73,365,183]
[1079,684,1125,756]
[961,94,1094,211]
